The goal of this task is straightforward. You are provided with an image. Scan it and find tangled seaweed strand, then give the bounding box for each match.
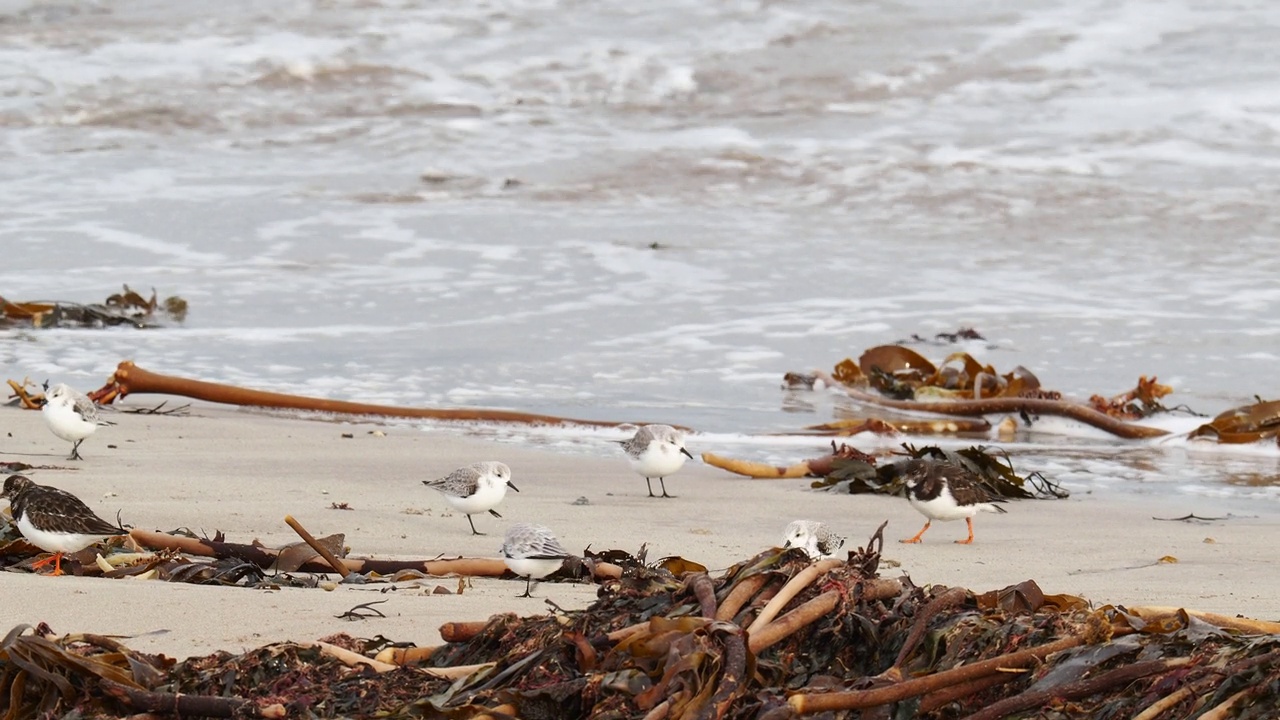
[4,523,1280,718]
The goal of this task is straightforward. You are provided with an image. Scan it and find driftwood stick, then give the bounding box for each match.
[918,672,1018,714]
[745,559,843,634]
[440,621,492,643]
[750,578,902,655]
[422,662,495,681]
[959,656,1192,720]
[310,641,398,673]
[700,452,812,479]
[686,573,718,619]
[1130,687,1194,720]
[708,629,749,717]
[128,529,510,576]
[803,418,992,435]
[748,591,838,654]
[100,361,637,427]
[375,645,438,666]
[788,633,1090,713]
[284,515,351,578]
[1198,688,1252,720]
[99,679,274,718]
[1125,606,1280,635]
[715,574,768,622]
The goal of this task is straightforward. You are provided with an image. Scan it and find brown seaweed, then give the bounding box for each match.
[6,531,1280,719]
[0,285,187,329]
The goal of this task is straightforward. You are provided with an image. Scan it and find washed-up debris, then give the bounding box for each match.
[0,285,187,329]
[4,524,1279,719]
[0,513,627,587]
[1188,398,1280,444]
[702,441,1067,500]
[783,344,1279,444]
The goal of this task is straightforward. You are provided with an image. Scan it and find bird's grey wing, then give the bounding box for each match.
[425,466,481,497]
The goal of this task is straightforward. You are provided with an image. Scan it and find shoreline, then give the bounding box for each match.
[2,400,1278,660]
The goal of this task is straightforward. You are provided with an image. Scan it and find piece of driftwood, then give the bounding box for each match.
[128,528,508,577]
[125,528,624,582]
[90,361,652,428]
[285,515,351,578]
[787,632,1098,713]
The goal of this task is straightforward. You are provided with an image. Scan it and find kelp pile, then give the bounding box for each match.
[5,525,1280,719]
[0,285,187,329]
[783,344,1280,445]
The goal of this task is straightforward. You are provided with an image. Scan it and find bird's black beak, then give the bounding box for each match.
[508,482,521,492]
[681,447,694,460]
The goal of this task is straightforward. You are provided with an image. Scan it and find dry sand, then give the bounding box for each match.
[2,400,1278,660]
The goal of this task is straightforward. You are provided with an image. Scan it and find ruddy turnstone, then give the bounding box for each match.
[897,458,1007,545]
[422,461,519,535]
[620,424,693,498]
[42,383,114,461]
[782,519,846,560]
[1,474,128,575]
[501,522,571,598]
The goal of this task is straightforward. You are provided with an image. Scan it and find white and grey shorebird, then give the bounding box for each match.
[41,383,114,461]
[781,520,846,560]
[501,522,572,598]
[422,461,519,536]
[898,458,1007,545]
[2,474,128,576]
[619,424,693,498]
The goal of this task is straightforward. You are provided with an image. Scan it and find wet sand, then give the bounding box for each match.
[2,401,1277,660]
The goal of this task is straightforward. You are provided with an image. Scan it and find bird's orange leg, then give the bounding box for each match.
[30,552,67,576]
[954,518,975,545]
[900,521,931,544]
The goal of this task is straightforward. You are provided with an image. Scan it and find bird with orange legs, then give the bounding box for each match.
[897,458,1007,544]
[1,475,128,576]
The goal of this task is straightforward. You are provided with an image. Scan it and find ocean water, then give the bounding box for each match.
[1,0,1278,498]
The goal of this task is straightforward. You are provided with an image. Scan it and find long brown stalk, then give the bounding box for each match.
[959,657,1192,720]
[745,559,843,634]
[788,633,1088,713]
[834,382,1168,439]
[128,528,510,576]
[715,575,768,622]
[750,578,903,655]
[284,515,351,578]
[98,361,641,427]
[748,591,838,654]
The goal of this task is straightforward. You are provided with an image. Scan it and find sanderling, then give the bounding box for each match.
[422,461,519,536]
[620,424,693,498]
[898,458,1007,545]
[2,474,128,576]
[42,383,113,461]
[781,519,846,560]
[501,522,571,598]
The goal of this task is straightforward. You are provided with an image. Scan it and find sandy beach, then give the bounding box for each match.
[2,400,1278,661]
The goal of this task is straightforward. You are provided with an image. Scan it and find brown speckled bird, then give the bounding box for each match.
[1,475,128,575]
[897,459,1007,545]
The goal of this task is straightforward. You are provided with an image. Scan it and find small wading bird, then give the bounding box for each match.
[1,474,129,576]
[42,382,114,461]
[898,458,1007,545]
[422,461,519,535]
[620,424,694,498]
[501,522,571,598]
[781,519,846,560]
